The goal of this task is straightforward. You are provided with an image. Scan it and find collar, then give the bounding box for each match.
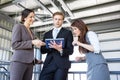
[53,27,62,31]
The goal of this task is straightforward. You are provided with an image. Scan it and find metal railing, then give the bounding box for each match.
[0,61,10,80]
[0,58,120,80]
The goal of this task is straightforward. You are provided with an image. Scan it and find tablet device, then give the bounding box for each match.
[45,38,64,48]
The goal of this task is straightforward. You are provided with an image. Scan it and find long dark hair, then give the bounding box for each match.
[71,19,88,53]
[21,8,34,23]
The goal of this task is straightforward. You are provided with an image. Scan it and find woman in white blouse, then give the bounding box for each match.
[71,19,110,80]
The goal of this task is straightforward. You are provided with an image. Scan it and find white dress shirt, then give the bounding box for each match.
[52,27,61,39]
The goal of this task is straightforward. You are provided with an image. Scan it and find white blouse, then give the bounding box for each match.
[86,31,100,53]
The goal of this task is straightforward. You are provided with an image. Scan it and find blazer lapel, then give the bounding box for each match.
[56,28,63,38]
[23,25,33,40]
[51,29,54,38]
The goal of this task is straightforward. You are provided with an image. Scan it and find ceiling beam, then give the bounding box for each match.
[32,19,120,33]
[31,10,120,28]
[34,0,53,16]
[88,19,120,32]
[13,1,43,21]
[0,1,12,9]
[57,0,74,17]
[50,0,61,11]
[71,11,120,22]
[50,0,73,17]
[72,0,120,13]
[50,0,71,24]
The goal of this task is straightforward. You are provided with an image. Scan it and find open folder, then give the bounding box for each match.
[45,38,64,48]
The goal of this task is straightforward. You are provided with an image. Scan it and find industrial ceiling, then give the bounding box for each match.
[0,0,120,33]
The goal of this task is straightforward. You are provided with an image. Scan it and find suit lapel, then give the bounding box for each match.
[56,28,64,38]
[23,25,33,40]
[50,29,54,38]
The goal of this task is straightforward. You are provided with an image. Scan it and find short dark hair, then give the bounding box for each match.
[21,8,34,23]
[53,12,65,20]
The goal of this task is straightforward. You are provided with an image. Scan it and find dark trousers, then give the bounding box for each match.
[39,59,68,80]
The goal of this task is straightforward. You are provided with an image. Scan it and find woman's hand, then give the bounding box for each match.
[72,40,81,46]
[75,56,85,62]
[32,39,46,48]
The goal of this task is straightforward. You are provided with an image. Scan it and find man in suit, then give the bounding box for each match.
[39,12,73,80]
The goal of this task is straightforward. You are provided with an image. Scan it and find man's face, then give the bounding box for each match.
[53,15,64,28]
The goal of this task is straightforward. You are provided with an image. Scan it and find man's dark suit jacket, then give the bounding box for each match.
[41,27,73,69]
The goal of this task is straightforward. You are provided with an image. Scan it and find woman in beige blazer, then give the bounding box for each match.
[10,9,45,80]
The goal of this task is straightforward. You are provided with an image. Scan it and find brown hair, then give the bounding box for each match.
[71,19,88,53]
[53,12,65,20]
[21,8,34,23]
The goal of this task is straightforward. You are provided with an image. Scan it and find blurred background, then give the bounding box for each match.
[0,0,120,80]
